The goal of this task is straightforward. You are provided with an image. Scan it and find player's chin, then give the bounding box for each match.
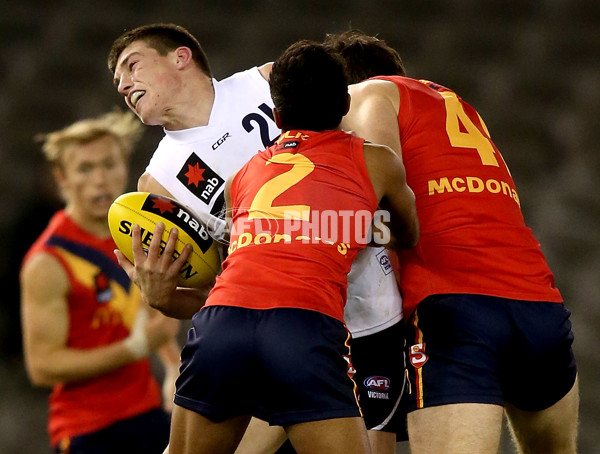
[88,200,113,218]
[136,109,161,127]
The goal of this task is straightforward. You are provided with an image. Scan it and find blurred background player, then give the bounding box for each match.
[20,110,181,454]
[325,30,579,454]
[108,23,412,453]
[115,39,418,454]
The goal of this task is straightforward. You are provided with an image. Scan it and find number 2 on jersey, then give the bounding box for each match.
[440,91,499,167]
[248,153,315,220]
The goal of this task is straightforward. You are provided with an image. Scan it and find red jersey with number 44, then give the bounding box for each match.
[374,76,562,317]
[205,130,379,322]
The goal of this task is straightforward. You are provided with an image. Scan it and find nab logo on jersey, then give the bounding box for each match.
[177,155,225,206]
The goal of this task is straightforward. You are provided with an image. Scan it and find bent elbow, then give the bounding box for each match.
[26,367,56,388]
[24,357,60,387]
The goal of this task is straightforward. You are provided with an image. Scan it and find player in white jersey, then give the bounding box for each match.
[108,23,407,454]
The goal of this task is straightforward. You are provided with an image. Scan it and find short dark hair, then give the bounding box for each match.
[269,40,349,132]
[107,23,212,77]
[323,29,405,84]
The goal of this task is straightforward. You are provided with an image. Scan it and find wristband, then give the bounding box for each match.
[124,329,150,360]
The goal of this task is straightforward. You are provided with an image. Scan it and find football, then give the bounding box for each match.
[108,192,221,288]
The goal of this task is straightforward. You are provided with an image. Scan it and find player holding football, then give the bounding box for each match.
[20,111,181,453]
[117,39,418,454]
[325,29,579,454]
[108,23,413,453]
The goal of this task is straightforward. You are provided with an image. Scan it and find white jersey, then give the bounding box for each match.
[147,67,280,238]
[146,66,402,337]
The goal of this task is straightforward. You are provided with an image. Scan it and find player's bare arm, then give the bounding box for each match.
[139,170,227,264]
[363,142,419,250]
[138,172,177,198]
[343,80,403,157]
[21,252,147,385]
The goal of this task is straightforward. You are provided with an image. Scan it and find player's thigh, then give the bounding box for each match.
[366,429,396,454]
[234,417,287,454]
[351,322,407,440]
[169,404,251,454]
[505,376,579,454]
[286,417,371,454]
[407,403,503,454]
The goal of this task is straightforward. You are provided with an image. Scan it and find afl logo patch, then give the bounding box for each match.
[364,376,391,391]
[376,249,393,275]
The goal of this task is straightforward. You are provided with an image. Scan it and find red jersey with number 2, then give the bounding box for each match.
[374,76,562,317]
[205,130,379,322]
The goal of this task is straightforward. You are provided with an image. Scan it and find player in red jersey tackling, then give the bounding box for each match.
[325,30,579,454]
[116,41,419,454]
[108,23,412,454]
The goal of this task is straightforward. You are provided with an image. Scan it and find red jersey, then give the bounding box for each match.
[206,130,379,322]
[373,76,562,316]
[22,211,161,447]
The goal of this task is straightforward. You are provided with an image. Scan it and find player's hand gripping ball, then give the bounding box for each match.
[108,192,220,287]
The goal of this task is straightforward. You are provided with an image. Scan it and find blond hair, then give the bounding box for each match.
[39,110,143,165]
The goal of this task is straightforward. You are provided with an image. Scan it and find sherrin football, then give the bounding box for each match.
[108,192,220,288]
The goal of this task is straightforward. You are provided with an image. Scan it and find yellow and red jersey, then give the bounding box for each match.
[374,76,562,317]
[206,130,379,322]
[23,211,161,447]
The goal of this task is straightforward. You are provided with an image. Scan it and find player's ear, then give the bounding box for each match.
[273,108,284,129]
[51,165,69,201]
[51,165,66,187]
[174,46,193,69]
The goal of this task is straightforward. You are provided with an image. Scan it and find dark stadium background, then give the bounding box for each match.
[0,1,598,452]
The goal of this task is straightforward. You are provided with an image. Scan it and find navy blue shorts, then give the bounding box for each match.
[404,294,577,412]
[174,306,362,427]
[351,321,408,440]
[54,408,170,454]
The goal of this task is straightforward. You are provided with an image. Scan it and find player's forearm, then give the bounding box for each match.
[26,340,140,387]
